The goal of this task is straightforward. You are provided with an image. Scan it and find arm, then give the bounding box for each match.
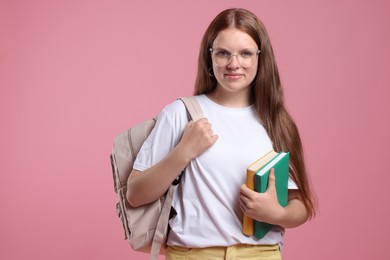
[239,169,308,229]
[127,118,218,207]
[278,189,308,228]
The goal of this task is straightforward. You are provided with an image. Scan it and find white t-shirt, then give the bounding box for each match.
[134,95,297,248]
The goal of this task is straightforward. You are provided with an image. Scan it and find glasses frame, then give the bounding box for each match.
[209,47,261,68]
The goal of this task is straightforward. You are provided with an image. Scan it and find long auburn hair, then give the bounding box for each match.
[194,8,317,218]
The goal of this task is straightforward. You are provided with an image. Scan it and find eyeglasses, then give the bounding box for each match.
[209,47,260,68]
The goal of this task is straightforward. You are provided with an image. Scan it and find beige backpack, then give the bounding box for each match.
[110,97,203,259]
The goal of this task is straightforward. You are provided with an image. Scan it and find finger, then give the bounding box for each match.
[186,120,195,128]
[204,122,213,132]
[210,133,218,144]
[196,117,209,124]
[194,118,212,131]
[240,184,253,198]
[267,168,276,192]
[239,197,247,213]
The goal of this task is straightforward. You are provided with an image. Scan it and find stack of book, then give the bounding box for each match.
[242,150,290,239]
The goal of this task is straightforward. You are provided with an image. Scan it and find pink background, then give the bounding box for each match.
[1,0,389,259]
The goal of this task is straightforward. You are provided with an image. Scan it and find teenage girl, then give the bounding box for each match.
[127,8,316,260]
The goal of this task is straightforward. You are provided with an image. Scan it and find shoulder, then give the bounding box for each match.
[159,99,187,124]
[160,95,205,120]
[155,98,189,132]
[161,99,187,116]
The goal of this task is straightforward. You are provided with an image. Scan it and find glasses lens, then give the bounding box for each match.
[211,48,258,68]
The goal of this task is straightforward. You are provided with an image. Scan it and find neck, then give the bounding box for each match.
[207,86,251,108]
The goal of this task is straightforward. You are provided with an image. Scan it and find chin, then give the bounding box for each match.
[222,82,251,91]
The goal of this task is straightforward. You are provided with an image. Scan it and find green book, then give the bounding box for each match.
[254,152,290,239]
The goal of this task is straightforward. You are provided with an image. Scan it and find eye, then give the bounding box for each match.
[241,50,255,58]
[216,50,231,57]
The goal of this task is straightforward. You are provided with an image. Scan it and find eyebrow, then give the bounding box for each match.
[213,47,258,51]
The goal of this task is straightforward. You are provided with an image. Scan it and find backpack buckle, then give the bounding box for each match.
[172,172,183,186]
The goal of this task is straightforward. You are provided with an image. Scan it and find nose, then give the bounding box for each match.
[227,54,240,69]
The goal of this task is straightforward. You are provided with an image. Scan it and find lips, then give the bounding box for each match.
[225,73,243,79]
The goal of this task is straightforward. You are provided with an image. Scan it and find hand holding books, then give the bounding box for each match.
[240,150,290,239]
[240,169,284,223]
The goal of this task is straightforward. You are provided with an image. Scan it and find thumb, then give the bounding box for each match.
[267,168,276,192]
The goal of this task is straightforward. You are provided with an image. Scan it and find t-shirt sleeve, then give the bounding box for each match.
[133,101,187,172]
[133,110,176,171]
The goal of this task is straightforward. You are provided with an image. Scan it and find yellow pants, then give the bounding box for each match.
[166,244,281,260]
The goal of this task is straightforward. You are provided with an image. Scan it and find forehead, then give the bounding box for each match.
[213,28,258,49]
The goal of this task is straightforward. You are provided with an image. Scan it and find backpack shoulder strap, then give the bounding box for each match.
[178,96,204,122]
[150,96,204,259]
